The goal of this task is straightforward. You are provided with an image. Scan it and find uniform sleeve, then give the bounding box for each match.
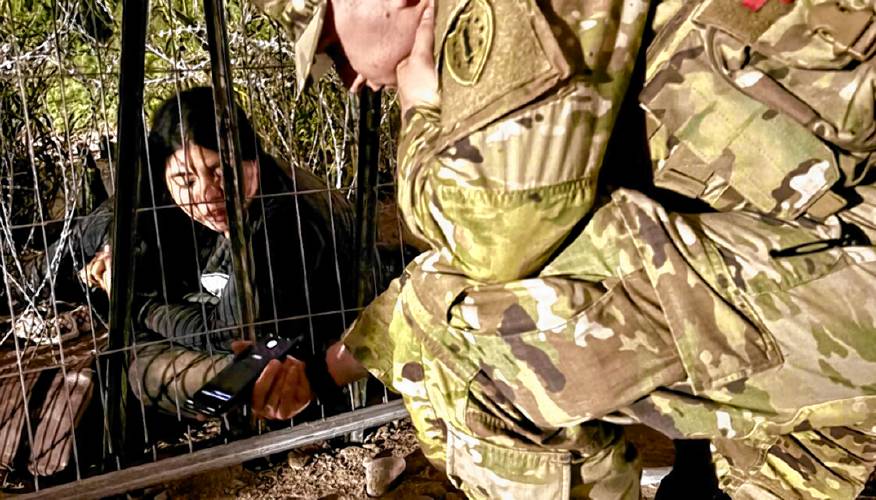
[397,88,612,283]
[395,1,650,284]
[341,274,402,387]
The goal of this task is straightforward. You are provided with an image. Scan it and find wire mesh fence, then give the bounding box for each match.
[0,0,416,494]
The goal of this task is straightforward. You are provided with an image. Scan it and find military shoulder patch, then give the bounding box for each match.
[444,0,494,87]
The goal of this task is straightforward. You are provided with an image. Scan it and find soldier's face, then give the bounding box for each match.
[327,0,428,90]
[164,143,259,235]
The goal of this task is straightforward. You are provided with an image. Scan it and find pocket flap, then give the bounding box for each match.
[641,30,840,221]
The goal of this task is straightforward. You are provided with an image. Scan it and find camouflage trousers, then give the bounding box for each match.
[594,188,876,500]
[585,189,876,499]
[713,423,876,500]
[664,190,876,499]
[372,188,876,500]
[128,342,232,417]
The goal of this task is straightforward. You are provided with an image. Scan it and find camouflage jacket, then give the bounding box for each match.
[343,0,876,498]
[642,0,876,222]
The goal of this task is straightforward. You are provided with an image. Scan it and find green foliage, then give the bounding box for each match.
[0,0,399,319]
[0,0,399,241]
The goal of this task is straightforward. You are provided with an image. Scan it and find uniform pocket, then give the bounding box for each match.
[446,269,683,428]
[446,423,571,500]
[612,189,786,394]
[641,29,841,221]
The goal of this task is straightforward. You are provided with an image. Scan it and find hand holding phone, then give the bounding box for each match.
[185,336,300,417]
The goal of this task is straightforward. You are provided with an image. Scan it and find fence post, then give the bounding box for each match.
[203,0,257,342]
[353,88,382,311]
[107,0,150,466]
[347,88,382,429]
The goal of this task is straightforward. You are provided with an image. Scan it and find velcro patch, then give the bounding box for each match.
[697,0,796,44]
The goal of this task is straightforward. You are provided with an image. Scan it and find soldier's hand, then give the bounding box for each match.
[231,340,313,420]
[396,0,437,115]
[79,245,112,294]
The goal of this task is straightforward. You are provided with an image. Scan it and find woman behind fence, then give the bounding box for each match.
[126,86,361,419]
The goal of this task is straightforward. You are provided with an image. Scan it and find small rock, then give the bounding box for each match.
[287,450,310,470]
[338,446,365,460]
[365,455,406,497]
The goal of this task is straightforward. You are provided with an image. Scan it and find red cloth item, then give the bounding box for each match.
[742,0,793,11]
[742,0,768,10]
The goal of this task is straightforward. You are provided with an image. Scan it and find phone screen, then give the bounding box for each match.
[186,337,298,416]
[197,355,265,405]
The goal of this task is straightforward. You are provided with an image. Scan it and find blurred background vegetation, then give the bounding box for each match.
[0,0,400,238]
[0,0,400,311]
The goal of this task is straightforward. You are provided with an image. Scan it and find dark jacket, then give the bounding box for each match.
[137,162,359,354]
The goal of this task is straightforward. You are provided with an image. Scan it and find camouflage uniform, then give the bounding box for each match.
[256,0,876,497]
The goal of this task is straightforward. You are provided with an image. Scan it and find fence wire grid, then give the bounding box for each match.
[0,0,417,495]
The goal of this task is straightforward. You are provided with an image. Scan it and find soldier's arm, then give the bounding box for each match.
[394,2,650,284]
[340,273,403,387]
[397,88,615,283]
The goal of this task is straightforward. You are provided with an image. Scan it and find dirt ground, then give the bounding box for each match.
[144,419,875,500]
[152,418,456,500]
[139,420,675,500]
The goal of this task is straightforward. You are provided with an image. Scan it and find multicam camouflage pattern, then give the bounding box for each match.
[398,0,653,282]
[347,0,653,497]
[248,0,876,495]
[642,0,876,221]
[352,185,876,499]
[336,0,876,499]
[249,0,326,89]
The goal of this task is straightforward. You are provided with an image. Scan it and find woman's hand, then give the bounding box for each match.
[79,244,112,293]
[231,340,313,420]
[396,0,438,115]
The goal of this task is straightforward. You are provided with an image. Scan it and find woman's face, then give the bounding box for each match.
[164,142,259,235]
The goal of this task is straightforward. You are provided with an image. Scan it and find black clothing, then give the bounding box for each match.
[15,200,114,317]
[137,164,358,354]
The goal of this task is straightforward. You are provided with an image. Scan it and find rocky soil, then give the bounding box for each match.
[137,419,875,500]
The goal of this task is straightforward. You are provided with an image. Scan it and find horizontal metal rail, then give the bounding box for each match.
[20,400,408,500]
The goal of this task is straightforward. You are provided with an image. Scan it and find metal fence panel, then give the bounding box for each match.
[0,0,408,494]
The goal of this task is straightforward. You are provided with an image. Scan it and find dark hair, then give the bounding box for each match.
[145,86,294,213]
[147,87,262,199]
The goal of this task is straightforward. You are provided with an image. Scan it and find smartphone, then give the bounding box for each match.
[185,336,300,417]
